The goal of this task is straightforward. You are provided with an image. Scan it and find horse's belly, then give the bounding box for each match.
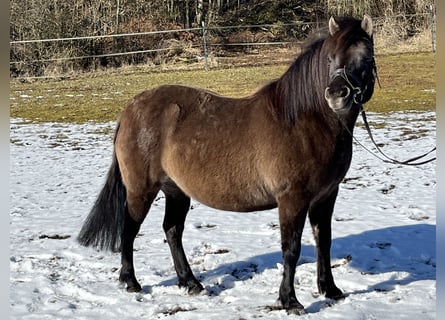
[202,189,276,212]
[165,165,276,212]
[186,178,275,212]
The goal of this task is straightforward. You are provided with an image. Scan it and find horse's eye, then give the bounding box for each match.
[327,56,333,64]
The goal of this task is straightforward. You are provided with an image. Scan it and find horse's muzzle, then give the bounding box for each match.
[324,84,352,111]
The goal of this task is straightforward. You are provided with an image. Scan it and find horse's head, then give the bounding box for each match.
[323,15,376,112]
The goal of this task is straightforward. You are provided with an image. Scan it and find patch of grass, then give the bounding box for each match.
[366,52,435,113]
[10,66,285,123]
[10,52,435,123]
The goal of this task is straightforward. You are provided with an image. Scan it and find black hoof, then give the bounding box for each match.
[286,302,306,315]
[188,283,205,295]
[125,282,142,292]
[179,279,204,295]
[119,272,142,293]
[325,286,344,300]
[281,297,305,315]
[287,306,306,315]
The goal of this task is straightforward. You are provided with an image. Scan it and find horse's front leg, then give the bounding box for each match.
[308,187,343,299]
[278,192,309,315]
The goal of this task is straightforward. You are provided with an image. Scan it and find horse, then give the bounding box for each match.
[78,15,376,314]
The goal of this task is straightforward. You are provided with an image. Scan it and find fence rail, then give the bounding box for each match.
[10,12,435,79]
[9,22,307,66]
[10,27,203,45]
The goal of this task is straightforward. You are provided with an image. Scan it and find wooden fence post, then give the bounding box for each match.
[429,5,435,53]
[201,21,209,70]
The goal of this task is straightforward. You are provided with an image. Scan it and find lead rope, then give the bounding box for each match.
[337,63,436,166]
[359,109,436,166]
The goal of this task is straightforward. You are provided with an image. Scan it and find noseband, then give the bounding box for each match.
[330,67,363,104]
[329,58,379,105]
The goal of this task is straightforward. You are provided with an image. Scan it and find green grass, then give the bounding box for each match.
[367,52,435,113]
[10,52,435,123]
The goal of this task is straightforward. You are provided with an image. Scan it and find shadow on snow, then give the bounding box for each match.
[152,223,435,312]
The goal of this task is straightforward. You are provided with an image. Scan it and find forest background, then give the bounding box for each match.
[10,0,436,77]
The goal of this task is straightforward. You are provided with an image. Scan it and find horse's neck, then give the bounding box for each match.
[335,107,361,135]
[295,108,359,148]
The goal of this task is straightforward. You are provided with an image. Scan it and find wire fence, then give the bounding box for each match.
[10,12,435,79]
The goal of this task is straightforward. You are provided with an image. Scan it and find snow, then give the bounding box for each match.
[10,111,436,319]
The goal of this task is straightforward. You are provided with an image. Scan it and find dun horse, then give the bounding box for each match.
[79,15,376,314]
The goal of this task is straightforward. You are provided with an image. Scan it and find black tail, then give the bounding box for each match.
[78,150,126,252]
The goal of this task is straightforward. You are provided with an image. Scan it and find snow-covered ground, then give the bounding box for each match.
[10,111,436,319]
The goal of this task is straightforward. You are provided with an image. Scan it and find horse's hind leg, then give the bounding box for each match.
[119,190,158,292]
[162,184,204,295]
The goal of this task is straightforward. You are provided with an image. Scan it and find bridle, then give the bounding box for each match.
[329,67,364,105]
[329,56,378,106]
[331,59,436,166]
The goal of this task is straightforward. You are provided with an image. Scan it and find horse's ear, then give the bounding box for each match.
[329,16,340,35]
[361,14,373,37]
